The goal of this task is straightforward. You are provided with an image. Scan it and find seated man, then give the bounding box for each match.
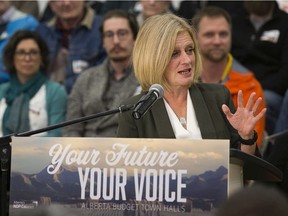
[63,10,139,137]
[37,0,106,93]
[192,6,266,147]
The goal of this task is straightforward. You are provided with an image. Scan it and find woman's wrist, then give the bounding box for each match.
[238,130,258,145]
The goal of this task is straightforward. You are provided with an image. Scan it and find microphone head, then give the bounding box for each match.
[149,84,164,99]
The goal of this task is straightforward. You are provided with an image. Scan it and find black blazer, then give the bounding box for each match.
[117,83,240,149]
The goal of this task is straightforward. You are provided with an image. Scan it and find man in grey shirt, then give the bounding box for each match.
[63,10,139,137]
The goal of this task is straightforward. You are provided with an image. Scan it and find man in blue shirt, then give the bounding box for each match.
[37,0,106,93]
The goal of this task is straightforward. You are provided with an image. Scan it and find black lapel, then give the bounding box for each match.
[151,99,175,138]
[189,85,217,139]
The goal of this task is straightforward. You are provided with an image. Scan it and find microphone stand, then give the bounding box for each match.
[15,104,134,137]
[0,104,135,216]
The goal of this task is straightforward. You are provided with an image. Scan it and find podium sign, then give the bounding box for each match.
[9,137,229,215]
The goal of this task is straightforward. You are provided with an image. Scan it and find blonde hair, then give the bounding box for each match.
[133,13,202,91]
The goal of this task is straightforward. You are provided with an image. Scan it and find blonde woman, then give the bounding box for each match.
[117,14,266,155]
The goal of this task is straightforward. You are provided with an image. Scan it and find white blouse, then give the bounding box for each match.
[164,90,202,139]
[0,85,48,136]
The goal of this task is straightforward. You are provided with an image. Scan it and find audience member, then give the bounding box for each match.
[63,10,139,137]
[0,0,38,84]
[136,0,171,26]
[36,0,106,93]
[231,0,288,135]
[215,185,288,216]
[117,13,266,156]
[0,30,67,137]
[192,6,266,147]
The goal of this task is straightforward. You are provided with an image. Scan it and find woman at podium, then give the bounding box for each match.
[117,13,266,156]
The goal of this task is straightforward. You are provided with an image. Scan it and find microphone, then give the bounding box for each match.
[132,84,164,120]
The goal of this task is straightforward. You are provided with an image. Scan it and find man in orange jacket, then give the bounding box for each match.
[192,6,266,147]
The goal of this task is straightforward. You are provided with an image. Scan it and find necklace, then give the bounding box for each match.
[179,117,187,127]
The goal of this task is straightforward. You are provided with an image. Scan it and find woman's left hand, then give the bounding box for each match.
[222,90,266,140]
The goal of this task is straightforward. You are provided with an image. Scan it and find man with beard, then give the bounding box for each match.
[63,10,139,137]
[192,6,266,148]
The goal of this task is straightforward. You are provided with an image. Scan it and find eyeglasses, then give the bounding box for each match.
[103,29,130,41]
[15,49,40,60]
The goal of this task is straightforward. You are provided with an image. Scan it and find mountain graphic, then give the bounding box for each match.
[10,165,227,207]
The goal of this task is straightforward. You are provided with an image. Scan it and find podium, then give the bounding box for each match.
[229,149,283,195]
[1,139,283,216]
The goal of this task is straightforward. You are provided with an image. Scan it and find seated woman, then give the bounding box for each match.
[117,13,266,155]
[0,30,67,137]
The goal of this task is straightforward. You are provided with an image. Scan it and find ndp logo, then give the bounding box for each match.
[13,200,38,209]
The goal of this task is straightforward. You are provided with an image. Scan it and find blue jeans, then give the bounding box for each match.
[264,90,283,135]
[274,89,288,133]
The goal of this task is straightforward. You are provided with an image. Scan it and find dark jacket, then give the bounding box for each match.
[117,83,240,149]
[231,2,288,95]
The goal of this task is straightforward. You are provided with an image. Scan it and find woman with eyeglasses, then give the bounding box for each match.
[0,30,67,137]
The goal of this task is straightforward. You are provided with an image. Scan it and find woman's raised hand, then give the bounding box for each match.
[222,90,266,140]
